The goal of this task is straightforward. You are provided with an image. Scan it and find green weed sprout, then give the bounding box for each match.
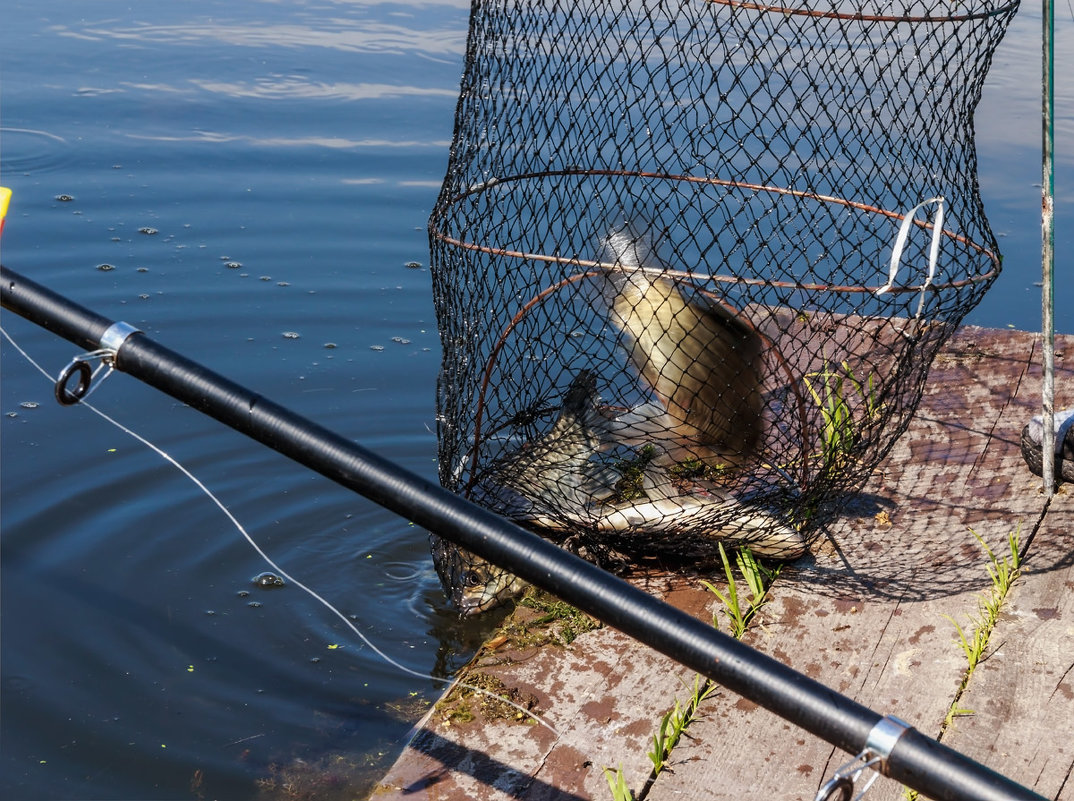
[702,543,781,638]
[647,675,716,777]
[943,527,1022,674]
[939,526,1022,735]
[602,764,634,801]
[802,360,880,469]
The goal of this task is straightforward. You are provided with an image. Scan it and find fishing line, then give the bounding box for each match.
[0,324,567,741]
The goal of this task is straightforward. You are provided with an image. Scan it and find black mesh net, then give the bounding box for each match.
[429,0,1020,613]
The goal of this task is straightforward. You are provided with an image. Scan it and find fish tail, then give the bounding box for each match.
[715,508,807,559]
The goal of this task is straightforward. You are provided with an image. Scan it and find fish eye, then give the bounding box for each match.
[465,570,483,587]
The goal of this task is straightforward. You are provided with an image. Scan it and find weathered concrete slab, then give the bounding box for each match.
[373,327,1073,801]
[372,592,702,800]
[646,327,1069,801]
[941,489,1074,800]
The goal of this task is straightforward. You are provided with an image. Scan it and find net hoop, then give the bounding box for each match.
[430,169,1000,295]
[707,0,1020,23]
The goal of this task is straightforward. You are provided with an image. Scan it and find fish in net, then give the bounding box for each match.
[434,224,806,614]
[429,0,1020,613]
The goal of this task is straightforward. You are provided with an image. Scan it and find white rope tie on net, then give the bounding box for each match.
[876,195,945,319]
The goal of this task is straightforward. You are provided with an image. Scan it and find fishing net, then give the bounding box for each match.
[428,0,1020,610]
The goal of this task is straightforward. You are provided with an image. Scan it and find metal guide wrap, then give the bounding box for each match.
[428,0,1020,611]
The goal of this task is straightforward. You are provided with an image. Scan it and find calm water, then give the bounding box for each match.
[1,2,1071,799]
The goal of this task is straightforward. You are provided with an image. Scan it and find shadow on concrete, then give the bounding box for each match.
[393,727,588,801]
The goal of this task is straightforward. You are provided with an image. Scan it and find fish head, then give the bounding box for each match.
[431,536,529,615]
[597,219,667,271]
[454,560,529,615]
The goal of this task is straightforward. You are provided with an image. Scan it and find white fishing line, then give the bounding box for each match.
[0,324,564,739]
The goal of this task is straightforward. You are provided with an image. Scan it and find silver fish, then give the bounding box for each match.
[437,370,805,615]
[598,222,764,469]
[434,370,614,615]
[484,369,618,520]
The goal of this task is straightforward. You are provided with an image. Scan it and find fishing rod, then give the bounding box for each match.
[0,262,1044,801]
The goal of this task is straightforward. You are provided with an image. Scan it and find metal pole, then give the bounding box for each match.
[0,264,1046,801]
[1041,0,1056,497]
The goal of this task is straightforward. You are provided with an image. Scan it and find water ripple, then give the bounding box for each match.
[0,127,74,175]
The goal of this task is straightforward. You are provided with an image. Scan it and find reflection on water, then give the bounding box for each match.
[1,0,1071,799]
[51,19,468,61]
[124,129,452,149]
[189,78,459,102]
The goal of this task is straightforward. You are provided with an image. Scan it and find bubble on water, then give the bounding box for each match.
[369,345,385,352]
[138,294,149,300]
[225,262,242,269]
[110,237,121,242]
[136,266,149,272]
[276,281,290,287]
[323,342,338,349]
[96,264,115,271]
[259,275,272,281]
[404,261,423,269]
[6,412,18,418]
[391,336,411,345]
[138,227,158,235]
[55,194,74,202]
[252,572,285,589]
[282,331,300,340]
[20,402,39,409]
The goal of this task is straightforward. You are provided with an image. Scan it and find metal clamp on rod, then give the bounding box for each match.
[54,321,142,405]
[866,715,912,773]
[99,321,142,355]
[814,715,911,801]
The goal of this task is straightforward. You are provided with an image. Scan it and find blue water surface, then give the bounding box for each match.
[2,2,491,799]
[1,1,1070,799]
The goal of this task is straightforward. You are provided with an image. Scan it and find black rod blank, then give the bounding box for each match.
[0,264,1044,801]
